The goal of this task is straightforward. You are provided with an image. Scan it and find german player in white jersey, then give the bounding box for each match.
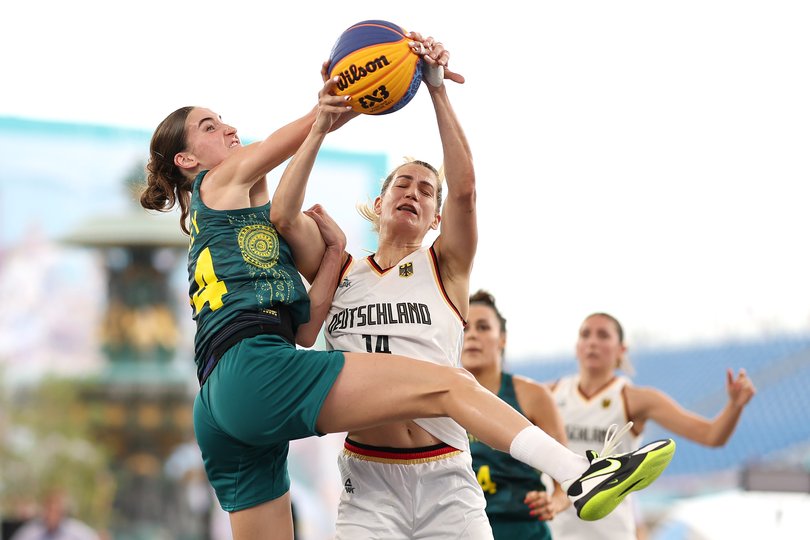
[271,34,676,540]
[323,34,491,538]
[326,237,489,537]
[544,313,756,539]
[549,373,641,538]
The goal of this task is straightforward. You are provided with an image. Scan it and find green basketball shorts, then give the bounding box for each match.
[193,334,345,511]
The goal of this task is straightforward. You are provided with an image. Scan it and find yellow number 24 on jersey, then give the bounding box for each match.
[191,247,228,315]
[476,465,498,495]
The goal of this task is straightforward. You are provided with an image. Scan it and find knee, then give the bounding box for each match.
[419,365,482,408]
[431,367,484,413]
[445,366,480,392]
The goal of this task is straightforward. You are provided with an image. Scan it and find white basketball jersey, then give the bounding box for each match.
[550,374,641,540]
[325,247,469,451]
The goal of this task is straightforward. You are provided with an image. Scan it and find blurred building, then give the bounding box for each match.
[0,115,386,540]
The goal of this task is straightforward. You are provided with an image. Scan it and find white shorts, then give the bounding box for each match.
[335,438,493,540]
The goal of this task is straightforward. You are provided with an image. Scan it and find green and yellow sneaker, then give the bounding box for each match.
[563,422,675,521]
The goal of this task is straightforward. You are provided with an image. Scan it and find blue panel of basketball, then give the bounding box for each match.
[329,20,407,68]
[383,63,423,115]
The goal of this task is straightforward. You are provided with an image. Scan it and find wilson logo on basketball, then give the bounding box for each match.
[334,56,392,91]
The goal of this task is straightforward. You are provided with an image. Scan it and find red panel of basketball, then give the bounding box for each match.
[327,20,423,115]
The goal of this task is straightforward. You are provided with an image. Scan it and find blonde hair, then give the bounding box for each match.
[356,157,445,231]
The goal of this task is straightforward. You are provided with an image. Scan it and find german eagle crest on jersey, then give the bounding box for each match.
[399,262,414,277]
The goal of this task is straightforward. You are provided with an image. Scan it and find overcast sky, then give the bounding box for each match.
[4,0,809,360]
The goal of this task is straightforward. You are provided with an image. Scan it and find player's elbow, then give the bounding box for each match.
[698,430,730,448]
[453,176,476,203]
[269,208,295,235]
[707,435,730,448]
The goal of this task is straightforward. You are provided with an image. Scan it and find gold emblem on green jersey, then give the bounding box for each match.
[238,224,279,269]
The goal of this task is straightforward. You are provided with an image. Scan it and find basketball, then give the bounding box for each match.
[327,20,423,115]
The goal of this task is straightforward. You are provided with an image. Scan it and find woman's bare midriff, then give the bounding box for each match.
[348,420,445,448]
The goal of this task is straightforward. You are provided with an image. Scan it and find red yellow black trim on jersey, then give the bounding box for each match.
[336,254,354,287]
[428,244,465,325]
[365,254,394,276]
[343,438,461,465]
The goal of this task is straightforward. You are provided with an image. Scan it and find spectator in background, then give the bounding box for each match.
[11,488,99,540]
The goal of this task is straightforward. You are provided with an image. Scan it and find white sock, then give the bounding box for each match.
[509,426,589,485]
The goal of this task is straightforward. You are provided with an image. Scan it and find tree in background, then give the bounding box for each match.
[0,372,115,534]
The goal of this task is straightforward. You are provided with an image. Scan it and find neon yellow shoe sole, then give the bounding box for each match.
[570,438,676,521]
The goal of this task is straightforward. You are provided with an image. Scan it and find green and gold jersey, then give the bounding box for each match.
[469,372,545,520]
[187,171,309,379]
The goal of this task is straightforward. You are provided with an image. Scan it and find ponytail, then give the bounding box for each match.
[140,106,195,235]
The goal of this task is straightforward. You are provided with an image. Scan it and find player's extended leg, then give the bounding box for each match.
[228,491,294,540]
[316,352,531,451]
[317,352,675,522]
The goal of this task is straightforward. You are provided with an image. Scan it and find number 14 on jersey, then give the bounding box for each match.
[362,334,391,354]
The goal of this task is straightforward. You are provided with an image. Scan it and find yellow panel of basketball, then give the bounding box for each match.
[329,39,420,115]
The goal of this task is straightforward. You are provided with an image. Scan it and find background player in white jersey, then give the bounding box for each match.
[271,33,676,538]
[544,312,756,539]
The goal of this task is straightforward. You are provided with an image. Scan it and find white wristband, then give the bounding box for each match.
[423,63,444,88]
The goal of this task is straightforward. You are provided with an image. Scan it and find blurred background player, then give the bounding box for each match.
[546,312,756,539]
[461,290,569,539]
